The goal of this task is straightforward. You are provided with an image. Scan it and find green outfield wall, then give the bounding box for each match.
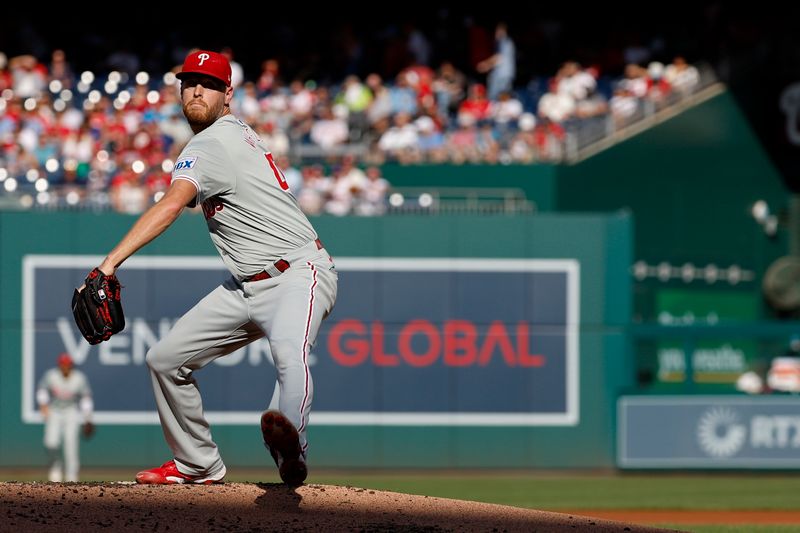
[0,211,631,469]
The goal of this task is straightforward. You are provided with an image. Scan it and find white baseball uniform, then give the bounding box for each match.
[148,114,338,478]
[36,368,93,482]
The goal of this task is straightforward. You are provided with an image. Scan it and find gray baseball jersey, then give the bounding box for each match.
[36,368,91,411]
[172,115,318,279]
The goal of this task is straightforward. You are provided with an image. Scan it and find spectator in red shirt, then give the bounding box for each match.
[457,83,492,125]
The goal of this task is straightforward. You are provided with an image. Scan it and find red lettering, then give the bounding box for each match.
[371,322,399,366]
[329,318,549,368]
[516,322,545,367]
[398,320,440,367]
[444,320,477,366]
[328,319,368,366]
[265,153,289,191]
[478,321,516,366]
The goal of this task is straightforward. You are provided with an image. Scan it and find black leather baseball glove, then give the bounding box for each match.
[71,268,125,345]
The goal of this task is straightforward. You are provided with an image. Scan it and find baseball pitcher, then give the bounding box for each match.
[73,50,337,486]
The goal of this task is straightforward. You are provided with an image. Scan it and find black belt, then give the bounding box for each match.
[243,239,323,282]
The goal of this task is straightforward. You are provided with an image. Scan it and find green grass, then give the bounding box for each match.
[658,524,800,533]
[307,472,800,511]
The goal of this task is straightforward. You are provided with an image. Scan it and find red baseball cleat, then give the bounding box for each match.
[135,460,226,485]
[260,410,307,486]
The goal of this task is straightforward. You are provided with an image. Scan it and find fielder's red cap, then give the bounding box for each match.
[177,50,232,87]
[57,353,73,367]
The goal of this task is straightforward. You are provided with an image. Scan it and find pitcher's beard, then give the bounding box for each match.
[184,102,219,131]
[183,105,214,129]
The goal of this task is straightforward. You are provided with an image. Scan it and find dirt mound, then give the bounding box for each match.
[0,481,681,532]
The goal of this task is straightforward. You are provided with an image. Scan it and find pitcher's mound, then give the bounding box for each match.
[1,481,681,532]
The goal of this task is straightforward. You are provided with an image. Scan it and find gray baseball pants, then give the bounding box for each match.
[145,241,337,477]
[44,407,81,482]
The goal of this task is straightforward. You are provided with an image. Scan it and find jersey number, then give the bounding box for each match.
[265,153,289,191]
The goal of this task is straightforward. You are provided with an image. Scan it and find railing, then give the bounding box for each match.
[288,143,370,162]
[385,186,536,215]
[565,65,723,163]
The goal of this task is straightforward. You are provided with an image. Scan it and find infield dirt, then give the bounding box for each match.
[1,481,682,532]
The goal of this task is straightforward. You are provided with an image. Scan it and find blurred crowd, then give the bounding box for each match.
[0,35,702,214]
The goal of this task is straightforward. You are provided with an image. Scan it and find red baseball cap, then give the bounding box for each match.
[177,50,232,87]
[58,353,73,367]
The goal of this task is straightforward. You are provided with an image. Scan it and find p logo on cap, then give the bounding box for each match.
[176,50,232,86]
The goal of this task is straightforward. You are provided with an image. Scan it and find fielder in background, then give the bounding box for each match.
[36,353,94,482]
[79,49,337,486]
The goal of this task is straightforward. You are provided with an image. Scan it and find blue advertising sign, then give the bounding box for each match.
[618,396,800,468]
[23,256,579,426]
